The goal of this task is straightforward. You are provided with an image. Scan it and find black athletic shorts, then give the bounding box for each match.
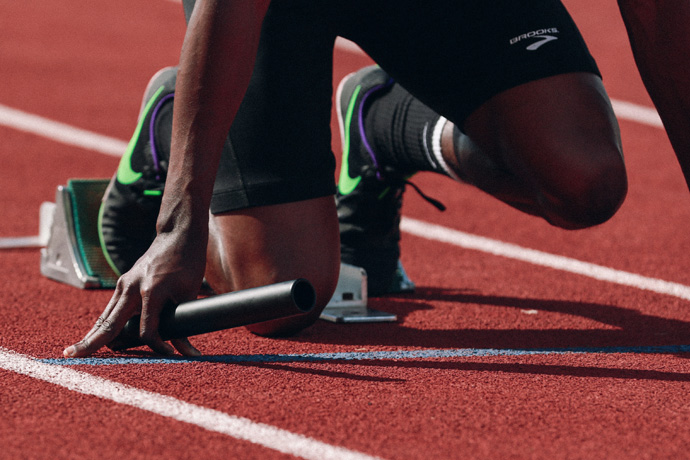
[209,0,601,213]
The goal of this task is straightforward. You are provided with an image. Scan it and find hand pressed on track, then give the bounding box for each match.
[63,232,206,358]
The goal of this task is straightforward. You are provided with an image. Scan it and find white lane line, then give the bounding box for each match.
[0,236,43,248]
[0,347,383,460]
[610,99,663,128]
[335,37,368,55]
[0,104,127,157]
[401,217,690,301]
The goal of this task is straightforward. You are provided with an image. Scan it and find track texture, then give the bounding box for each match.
[2,0,690,459]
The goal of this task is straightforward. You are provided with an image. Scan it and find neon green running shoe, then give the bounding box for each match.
[99,67,177,276]
[335,65,416,297]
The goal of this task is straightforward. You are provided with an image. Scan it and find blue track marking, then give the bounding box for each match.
[40,345,690,366]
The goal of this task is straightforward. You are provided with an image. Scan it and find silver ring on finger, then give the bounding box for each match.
[100,318,115,332]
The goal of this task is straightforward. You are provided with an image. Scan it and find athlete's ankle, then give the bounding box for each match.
[365,84,458,179]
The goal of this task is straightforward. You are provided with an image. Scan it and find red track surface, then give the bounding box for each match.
[2,1,690,459]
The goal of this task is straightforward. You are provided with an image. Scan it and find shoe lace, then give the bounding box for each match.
[373,165,446,212]
[404,179,446,211]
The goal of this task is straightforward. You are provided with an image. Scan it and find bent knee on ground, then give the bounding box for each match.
[244,263,340,337]
[206,196,341,337]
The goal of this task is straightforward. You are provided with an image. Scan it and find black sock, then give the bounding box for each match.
[365,84,452,178]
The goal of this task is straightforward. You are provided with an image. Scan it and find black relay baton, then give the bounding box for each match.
[108,278,316,351]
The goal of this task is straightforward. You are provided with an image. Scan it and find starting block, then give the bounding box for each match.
[320,262,397,323]
[39,179,400,322]
[40,179,118,289]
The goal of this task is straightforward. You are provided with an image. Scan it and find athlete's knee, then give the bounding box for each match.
[245,262,340,337]
[209,196,341,336]
[545,150,627,229]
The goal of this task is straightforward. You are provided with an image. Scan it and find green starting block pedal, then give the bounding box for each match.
[39,178,399,322]
[40,179,118,289]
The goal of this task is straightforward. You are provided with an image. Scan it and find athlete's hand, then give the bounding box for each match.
[63,230,206,358]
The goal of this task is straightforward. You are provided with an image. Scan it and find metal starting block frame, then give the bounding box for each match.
[40,179,119,289]
[39,179,397,323]
[320,263,397,323]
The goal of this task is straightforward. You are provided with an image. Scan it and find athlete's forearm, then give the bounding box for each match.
[158,0,270,234]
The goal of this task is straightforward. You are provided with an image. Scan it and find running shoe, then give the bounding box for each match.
[335,65,416,297]
[99,67,177,276]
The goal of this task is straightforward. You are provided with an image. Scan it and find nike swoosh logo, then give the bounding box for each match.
[116,86,167,185]
[337,85,362,195]
[526,35,558,51]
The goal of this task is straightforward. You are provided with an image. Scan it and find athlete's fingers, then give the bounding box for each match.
[77,282,130,345]
[63,291,138,358]
[64,278,144,357]
[138,293,175,356]
[171,337,201,357]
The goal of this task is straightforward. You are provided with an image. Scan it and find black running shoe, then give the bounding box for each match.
[99,67,177,276]
[335,66,416,297]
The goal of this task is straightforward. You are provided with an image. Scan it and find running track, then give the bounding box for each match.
[2,1,690,459]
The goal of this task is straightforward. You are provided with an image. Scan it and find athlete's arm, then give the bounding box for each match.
[617,0,690,188]
[63,0,271,358]
[167,0,269,224]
